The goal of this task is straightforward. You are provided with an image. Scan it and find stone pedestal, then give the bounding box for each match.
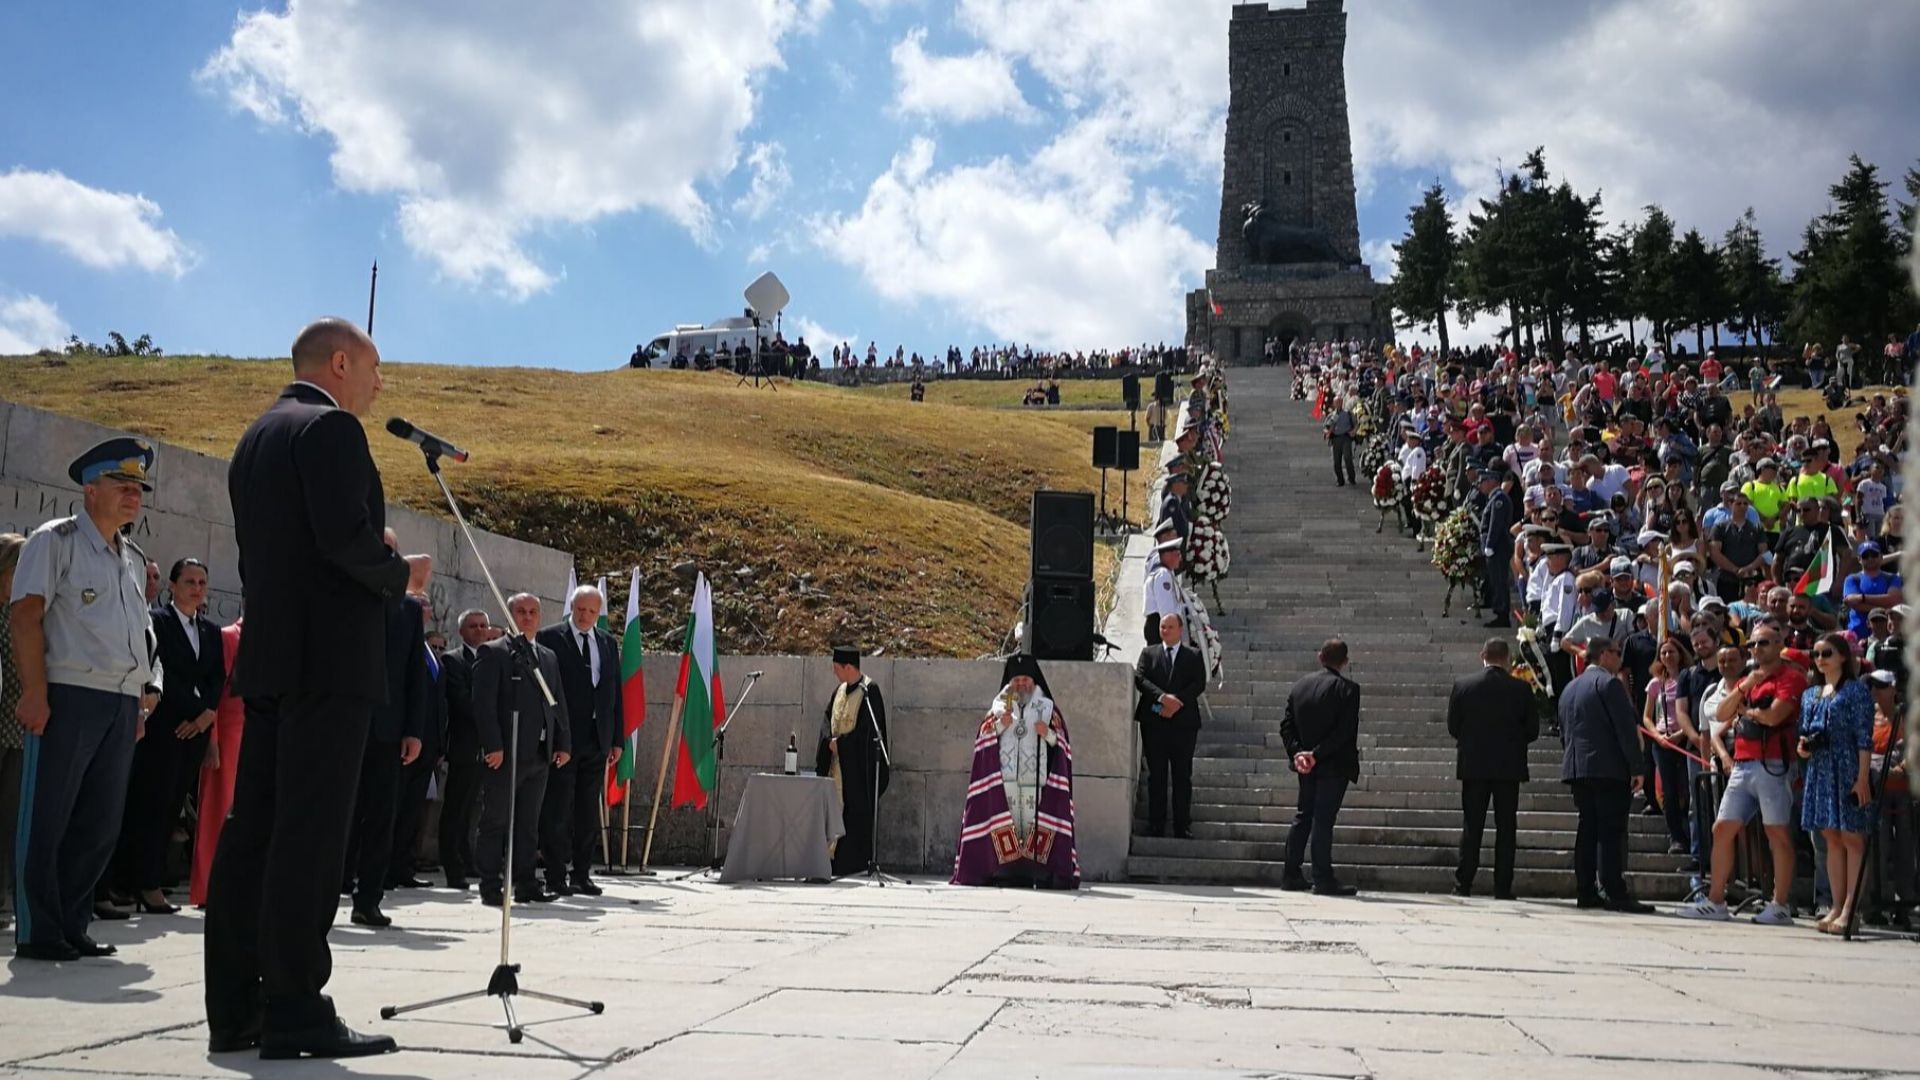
[1187,263,1380,362]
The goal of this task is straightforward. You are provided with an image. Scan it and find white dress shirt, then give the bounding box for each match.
[172,603,201,658]
[573,623,601,687]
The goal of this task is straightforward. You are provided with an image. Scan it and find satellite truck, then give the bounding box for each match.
[633,272,791,367]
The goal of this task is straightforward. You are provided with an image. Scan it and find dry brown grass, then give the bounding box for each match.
[2,355,1137,657]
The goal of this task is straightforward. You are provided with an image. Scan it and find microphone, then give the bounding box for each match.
[386,417,470,463]
[747,670,766,678]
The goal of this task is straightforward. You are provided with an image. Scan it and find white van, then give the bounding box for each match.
[637,319,765,365]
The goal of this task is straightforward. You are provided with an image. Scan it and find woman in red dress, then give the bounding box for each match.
[191,619,243,908]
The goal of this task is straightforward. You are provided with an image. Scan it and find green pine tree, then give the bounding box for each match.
[1388,182,1460,357]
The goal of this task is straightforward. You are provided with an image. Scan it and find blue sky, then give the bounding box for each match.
[1,0,1911,368]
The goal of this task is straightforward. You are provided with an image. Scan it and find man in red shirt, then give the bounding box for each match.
[1700,351,1723,384]
[1591,362,1618,406]
[1682,622,1804,923]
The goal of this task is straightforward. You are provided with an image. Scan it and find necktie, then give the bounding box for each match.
[1166,645,1176,667]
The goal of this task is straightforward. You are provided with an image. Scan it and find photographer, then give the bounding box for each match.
[1681,620,1803,925]
[1798,631,1875,934]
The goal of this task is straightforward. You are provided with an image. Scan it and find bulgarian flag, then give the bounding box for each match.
[671,573,724,809]
[595,574,610,633]
[1793,532,1836,597]
[608,569,646,807]
[1208,290,1224,317]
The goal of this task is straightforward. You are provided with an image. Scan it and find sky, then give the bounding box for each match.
[1,0,1914,368]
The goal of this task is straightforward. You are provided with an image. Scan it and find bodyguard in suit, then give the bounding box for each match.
[1478,468,1516,628]
[1556,637,1654,913]
[1447,638,1539,898]
[112,557,224,914]
[1280,639,1361,896]
[535,584,623,896]
[386,611,448,892]
[343,532,429,929]
[438,609,491,889]
[474,593,571,906]
[206,318,421,1060]
[1133,612,1207,837]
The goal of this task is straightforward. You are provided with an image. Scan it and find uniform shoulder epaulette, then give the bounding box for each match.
[50,518,79,538]
[122,534,150,563]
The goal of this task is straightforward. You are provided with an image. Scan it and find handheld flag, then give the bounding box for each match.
[1793,532,1835,598]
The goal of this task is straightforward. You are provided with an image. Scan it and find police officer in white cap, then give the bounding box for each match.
[9,436,161,961]
[1143,537,1188,646]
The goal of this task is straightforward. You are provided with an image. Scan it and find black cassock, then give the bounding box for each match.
[814,677,891,876]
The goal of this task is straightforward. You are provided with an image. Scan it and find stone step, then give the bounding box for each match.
[1130,824,1681,858]
[1126,856,1692,900]
[1168,804,1676,834]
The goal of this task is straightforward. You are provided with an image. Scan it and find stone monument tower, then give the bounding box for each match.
[1187,0,1380,362]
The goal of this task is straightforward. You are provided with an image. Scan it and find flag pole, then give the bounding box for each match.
[600,762,612,868]
[620,786,633,866]
[640,692,688,870]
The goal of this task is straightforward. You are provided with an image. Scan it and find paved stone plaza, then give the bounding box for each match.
[3,878,1914,1078]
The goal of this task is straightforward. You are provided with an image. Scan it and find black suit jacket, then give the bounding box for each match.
[536,621,623,759]
[371,595,430,744]
[1133,643,1206,730]
[1446,666,1539,782]
[442,645,479,754]
[227,383,409,702]
[472,637,571,763]
[148,604,225,730]
[1557,666,1641,783]
[1281,668,1362,782]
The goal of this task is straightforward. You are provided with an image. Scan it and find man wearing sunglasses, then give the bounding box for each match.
[1683,622,1804,924]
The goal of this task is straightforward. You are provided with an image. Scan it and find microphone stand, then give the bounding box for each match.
[671,670,763,881]
[859,692,906,886]
[380,448,605,1044]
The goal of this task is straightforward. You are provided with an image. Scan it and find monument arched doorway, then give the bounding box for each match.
[1269,312,1310,362]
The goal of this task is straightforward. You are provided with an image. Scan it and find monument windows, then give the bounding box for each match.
[1263,122,1312,228]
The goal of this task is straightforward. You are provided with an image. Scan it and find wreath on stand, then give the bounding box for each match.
[1430,506,1483,617]
[1411,466,1453,525]
[1187,522,1232,583]
[1359,434,1392,480]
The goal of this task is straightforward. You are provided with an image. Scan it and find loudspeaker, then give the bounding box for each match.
[1092,426,1118,469]
[1116,431,1140,472]
[1030,491,1094,578]
[1025,576,1095,661]
[1121,373,1141,410]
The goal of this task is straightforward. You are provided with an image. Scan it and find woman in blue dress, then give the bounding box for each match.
[1799,632,1876,934]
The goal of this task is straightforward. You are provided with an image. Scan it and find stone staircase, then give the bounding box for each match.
[1127,367,1690,899]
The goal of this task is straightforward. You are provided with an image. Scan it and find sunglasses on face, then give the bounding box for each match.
[1752,638,1780,648]
[1813,648,1844,660]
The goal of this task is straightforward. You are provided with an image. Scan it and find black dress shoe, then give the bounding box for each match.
[1483,618,1512,629]
[446,878,471,891]
[1604,896,1655,915]
[67,935,118,958]
[480,890,504,908]
[1312,882,1359,897]
[91,903,130,921]
[207,1026,262,1054]
[1494,891,1519,901]
[349,907,392,928]
[389,876,431,890]
[1576,893,1606,909]
[1278,874,1312,892]
[1451,884,1473,897]
[1174,829,1194,840]
[546,879,576,897]
[515,887,554,905]
[570,877,603,897]
[134,895,179,915]
[16,941,81,962]
[259,1019,398,1061]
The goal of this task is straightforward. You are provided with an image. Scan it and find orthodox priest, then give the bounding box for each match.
[951,655,1079,889]
[815,646,890,877]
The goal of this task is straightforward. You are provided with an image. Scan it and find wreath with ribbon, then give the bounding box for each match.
[1411,465,1453,523]
[1430,506,1480,584]
[1371,461,1401,510]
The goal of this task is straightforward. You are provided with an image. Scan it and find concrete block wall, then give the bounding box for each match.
[622,653,1138,881]
[0,399,572,627]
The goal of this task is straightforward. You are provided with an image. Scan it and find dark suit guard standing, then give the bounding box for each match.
[1447,639,1539,898]
[1280,639,1361,896]
[205,319,415,1060]
[473,594,571,906]
[343,587,429,927]
[1133,612,1206,838]
[535,589,622,897]
[1556,637,1653,913]
[438,610,491,889]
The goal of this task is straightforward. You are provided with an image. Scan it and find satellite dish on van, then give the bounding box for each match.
[743,271,790,318]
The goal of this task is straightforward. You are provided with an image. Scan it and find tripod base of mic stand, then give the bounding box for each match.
[855,864,910,887]
[381,963,603,1045]
[599,866,656,878]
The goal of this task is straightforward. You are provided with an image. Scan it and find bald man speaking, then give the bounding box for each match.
[205,318,423,1060]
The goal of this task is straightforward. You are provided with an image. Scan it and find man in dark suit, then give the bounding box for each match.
[535,585,622,897]
[385,598,446,892]
[1133,612,1207,838]
[1447,638,1539,898]
[474,593,571,907]
[438,609,491,889]
[1557,637,1653,913]
[343,531,429,929]
[206,317,420,1060]
[1478,468,1516,628]
[1280,638,1361,896]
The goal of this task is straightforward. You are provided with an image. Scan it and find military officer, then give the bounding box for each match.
[1142,537,1188,646]
[9,437,161,961]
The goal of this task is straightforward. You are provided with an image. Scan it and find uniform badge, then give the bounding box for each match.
[81,588,98,605]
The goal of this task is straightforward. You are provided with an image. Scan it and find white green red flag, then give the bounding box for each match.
[595,574,610,633]
[671,573,724,809]
[1793,532,1835,597]
[608,569,646,807]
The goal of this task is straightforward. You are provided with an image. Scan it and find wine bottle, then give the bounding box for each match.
[784,732,799,775]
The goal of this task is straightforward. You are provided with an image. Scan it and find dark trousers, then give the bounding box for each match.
[0,748,21,919]
[1284,771,1350,885]
[13,685,137,947]
[1482,552,1512,620]
[205,695,371,1036]
[1457,779,1520,895]
[387,754,433,883]
[1141,722,1198,833]
[345,739,400,910]
[539,752,606,884]
[1568,778,1631,900]
[834,793,877,877]
[476,756,548,894]
[1330,435,1355,484]
[439,735,484,886]
[1651,743,1691,847]
[112,716,207,893]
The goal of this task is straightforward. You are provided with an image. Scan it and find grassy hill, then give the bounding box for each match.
[2,355,1151,657]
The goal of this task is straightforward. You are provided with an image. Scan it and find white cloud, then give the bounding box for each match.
[200,0,814,300]
[0,293,73,354]
[790,315,856,356]
[734,142,792,221]
[890,28,1035,124]
[0,169,194,276]
[1361,238,1399,282]
[814,137,1210,350]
